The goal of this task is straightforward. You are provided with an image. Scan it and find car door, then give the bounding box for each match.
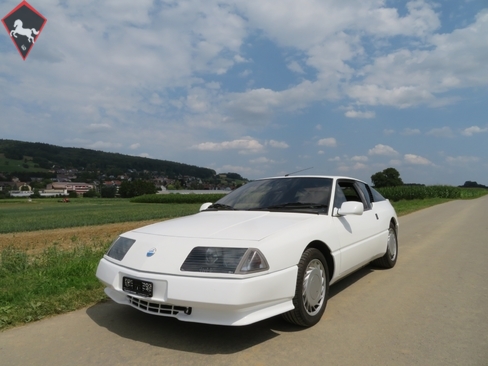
[331,179,384,277]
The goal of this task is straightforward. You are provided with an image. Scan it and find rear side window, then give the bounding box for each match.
[370,187,386,202]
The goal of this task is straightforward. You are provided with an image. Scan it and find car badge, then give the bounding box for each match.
[2,1,47,60]
[146,248,157,257]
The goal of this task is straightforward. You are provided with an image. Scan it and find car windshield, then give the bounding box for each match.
[209,177,333,213]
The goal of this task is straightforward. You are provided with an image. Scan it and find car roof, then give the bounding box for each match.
[255,175,368,184]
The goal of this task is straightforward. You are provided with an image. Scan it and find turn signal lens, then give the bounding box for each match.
[237,249,269,274]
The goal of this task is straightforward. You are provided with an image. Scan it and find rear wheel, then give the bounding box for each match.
[372,222,398,268]
[282,248,329,327]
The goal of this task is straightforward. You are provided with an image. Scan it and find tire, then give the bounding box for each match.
[372,222,398,269]
[282,248,329,327]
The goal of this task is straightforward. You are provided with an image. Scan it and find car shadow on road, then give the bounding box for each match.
[86,265,376,354]
[86,302,284,354]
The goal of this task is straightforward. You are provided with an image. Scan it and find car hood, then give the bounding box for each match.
[108,211,325,274]
[131,210,316,241]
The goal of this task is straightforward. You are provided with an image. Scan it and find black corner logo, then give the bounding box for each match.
[2,1,47,60]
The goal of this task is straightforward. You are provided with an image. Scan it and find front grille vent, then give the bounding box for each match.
[127,295,192,316]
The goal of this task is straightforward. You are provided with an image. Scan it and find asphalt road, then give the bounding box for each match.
[1,196,487,366]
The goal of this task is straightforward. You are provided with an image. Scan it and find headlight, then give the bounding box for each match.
[181,247,269,274]
[106,237,135,261]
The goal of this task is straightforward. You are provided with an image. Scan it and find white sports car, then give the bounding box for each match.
[96,175,399,327]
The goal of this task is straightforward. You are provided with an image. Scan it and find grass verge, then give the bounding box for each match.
[390,198,452,216]
[0,244,108,330]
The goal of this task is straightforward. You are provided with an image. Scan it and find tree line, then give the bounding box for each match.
[0,139,216,179]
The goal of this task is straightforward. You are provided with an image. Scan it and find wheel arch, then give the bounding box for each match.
[305,240,335,280]
[390,217,399,235]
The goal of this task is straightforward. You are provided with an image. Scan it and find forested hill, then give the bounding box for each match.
[0,139,216,179]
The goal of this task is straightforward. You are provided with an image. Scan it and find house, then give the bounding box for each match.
[47,182,94,195]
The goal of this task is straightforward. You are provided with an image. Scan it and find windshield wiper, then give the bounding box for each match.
[207,203,236,210]
[251,202,328,211]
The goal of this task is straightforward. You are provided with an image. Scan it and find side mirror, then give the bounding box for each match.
[336,201,364,216]
[199,202,213,211]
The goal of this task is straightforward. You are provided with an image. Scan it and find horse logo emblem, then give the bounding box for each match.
[10,19,39,44]
[2,1,47,60]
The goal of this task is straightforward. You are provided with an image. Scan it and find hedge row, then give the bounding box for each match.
[131,193,227,204]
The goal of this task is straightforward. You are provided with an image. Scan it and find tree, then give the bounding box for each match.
[83,189,99,198]
[371,167,404,188]
[119,180,157,198]
[101,186,117,198]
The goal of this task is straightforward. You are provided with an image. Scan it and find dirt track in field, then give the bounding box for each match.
[0,220,162,254]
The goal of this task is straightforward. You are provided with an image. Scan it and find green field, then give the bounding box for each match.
[0,198,201,234]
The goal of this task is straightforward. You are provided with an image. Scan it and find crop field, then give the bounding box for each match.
[0,198,201,234]
[377,186,487,201]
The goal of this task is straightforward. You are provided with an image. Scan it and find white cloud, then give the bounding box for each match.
[344,110,375,119]
[86,123,112,132]
[317,137,337,147]
[446,156,479,164]
[404,154,432,165]
[267,140,289,148]
[426,127,455,138]
[287,61,305,74]
[250,157,276,164]
[130,143,141,150]
[461,126,488,136]
[351,155,368,162]
[402,128,421,136]
[346,10,488,108]
[368,144,399,156]
[234,55,249,63]
[191,137,264,153]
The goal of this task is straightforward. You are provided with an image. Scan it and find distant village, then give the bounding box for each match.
[0,168,239,198]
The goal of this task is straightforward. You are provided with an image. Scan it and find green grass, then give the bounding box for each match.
[390,198,453,216]
[0,245,107,329]
[0,198,200,234]
[0,154,50,173]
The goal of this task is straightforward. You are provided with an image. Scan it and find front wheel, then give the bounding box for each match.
[372,222,398,269]
[282,248,329,327]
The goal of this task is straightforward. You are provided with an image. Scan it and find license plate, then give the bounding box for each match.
[122,277,153,297]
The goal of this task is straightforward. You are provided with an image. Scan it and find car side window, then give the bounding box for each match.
[335,180,369,210]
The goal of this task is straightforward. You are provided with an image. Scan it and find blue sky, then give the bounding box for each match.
[1,0,487,185]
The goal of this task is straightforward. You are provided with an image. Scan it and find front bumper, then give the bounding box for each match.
[96,258,297,326]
